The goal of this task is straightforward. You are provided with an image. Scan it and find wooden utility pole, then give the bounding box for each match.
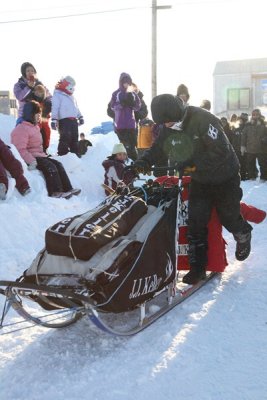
[151,0,172,99]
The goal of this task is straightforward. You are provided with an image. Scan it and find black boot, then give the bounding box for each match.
[182,266,206,285]
[182,240,208,284]
[234,231,252,261]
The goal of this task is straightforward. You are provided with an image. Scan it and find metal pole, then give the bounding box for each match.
[152,0,157,99]
[151,2,172,99]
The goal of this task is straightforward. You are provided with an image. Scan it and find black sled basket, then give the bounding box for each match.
[0,184,179,317]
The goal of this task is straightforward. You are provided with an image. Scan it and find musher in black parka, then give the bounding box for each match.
[133,94,253,284]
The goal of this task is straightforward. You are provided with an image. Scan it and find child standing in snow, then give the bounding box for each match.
[51,76,84,157]
[11,101,81,199]
[78,133,92,156]
[0,138,31,200]
[102,143,135,195]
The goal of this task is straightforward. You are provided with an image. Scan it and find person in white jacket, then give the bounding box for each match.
[51,76,84,157]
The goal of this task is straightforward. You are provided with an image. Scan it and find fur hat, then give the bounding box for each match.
[112,143,127,154]
[22,101,41,125]
[151,94,185,124]
[176,84,190,101]
[21,62,36,78]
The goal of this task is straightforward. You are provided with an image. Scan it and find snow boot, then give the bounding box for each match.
[70,188,81,196]
[234,231,252,261]
[182,240,208,284]
[20,187,31,196]
[0,183,7,200]
[51,191,73,199]
[182,266,206,285]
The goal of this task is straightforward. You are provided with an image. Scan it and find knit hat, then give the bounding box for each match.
[151,94,185,124]
[56,76,76,95]
[112,143,127,154]
[22,100,41,125]
[21,62,36,78]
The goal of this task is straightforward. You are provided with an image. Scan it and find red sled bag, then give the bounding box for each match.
[176,176,227,273]
[155,176,266,273]
[45,194,148,261]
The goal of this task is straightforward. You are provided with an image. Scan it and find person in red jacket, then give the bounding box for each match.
[0,138,30,200]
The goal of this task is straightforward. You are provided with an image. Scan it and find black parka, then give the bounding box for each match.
[142,106,240,185]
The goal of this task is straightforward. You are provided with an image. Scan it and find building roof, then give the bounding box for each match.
[213,58,267,75]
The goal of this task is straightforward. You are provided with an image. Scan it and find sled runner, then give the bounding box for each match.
[0,170,222,336]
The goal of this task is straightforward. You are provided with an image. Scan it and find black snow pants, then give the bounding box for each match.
[187,174,252,269]
[116,129,138,161]
[57,118,79,156]
[36,157,72,196]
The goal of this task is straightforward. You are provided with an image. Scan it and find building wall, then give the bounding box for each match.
[213,73,252,117]
[0,91,17,118]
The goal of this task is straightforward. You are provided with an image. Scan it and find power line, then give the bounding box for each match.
[0,5,150,25]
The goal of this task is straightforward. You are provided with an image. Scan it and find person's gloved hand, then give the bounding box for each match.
[241,146,246,156]
[119,92,135,107]
[174,159,195,175]
[133,159,151,174]
[184,166,196,174]
[51,119,58,130]
[78,116,84,125]
[28,160,37,170]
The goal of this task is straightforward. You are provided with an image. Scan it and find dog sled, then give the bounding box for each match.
[0,170,224,336]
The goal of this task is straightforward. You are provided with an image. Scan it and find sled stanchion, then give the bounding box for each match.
[139,303,146,326]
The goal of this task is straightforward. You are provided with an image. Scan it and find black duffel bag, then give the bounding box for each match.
[45,194,147,260]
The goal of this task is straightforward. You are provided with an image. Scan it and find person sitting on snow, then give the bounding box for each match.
[0,138,30,200]
[11,101,81,199]
[102,143,135,195]
[78,133,92,156]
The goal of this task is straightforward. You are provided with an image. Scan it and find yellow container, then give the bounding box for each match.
[137,125,153,149]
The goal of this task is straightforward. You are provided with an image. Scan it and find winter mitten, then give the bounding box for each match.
[133,159,151,174]
[51,119,58,130]
[28,160,37,170]
[78,117,84,126]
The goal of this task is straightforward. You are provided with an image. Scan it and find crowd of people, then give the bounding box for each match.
[220,111,267,181]
[1,64,267,286]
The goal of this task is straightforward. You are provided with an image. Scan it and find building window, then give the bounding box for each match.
[10,99,17,109]
[227,88,250,110]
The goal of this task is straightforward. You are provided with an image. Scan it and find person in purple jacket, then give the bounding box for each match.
[109,72,141,161]
[14,62,52,120]
[13,62,52,150]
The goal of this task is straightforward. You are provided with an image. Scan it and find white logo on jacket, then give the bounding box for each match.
[208,124,218,139]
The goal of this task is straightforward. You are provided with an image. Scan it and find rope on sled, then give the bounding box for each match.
[69,231,77,261]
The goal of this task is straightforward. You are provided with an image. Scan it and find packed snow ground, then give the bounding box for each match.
[0,114,266,400]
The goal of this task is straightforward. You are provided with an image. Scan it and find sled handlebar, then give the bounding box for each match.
[124,164,185,178]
